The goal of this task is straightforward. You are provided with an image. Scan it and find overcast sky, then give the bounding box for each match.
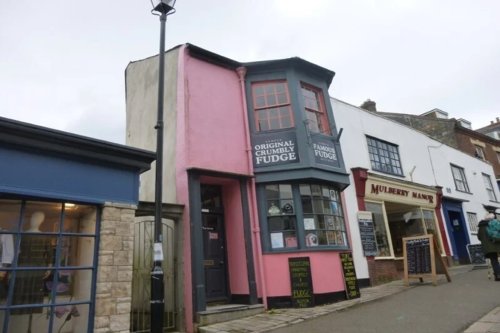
[1,0,499,144]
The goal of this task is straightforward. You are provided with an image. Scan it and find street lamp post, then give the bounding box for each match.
[150,1,176,332]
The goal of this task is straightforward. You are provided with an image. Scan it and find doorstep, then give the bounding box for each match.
[197,303,265,328]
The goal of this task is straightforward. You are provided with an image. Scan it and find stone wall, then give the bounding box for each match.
[95,203,137,333]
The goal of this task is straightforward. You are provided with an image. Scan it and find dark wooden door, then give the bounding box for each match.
[202,213,228,302]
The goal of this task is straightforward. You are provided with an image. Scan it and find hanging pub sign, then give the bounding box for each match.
[252,132,299,167]
[311,137,340,168]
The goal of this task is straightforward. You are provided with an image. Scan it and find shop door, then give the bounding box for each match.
[202,213,228,302]
[447,211,469,264]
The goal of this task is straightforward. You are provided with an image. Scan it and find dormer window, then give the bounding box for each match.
[301,84,330,135]
[252,81,294,131]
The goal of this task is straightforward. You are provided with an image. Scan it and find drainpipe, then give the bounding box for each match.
[236,66,268,308]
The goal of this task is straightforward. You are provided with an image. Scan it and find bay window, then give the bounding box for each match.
[252,81,294,132]
[301,84,330,135]
[262,183,347,251]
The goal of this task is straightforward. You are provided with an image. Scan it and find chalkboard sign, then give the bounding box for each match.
[357,211,378,256]
[403,235,451,286]
[405,237,432,274]
[340,252,360,299]
[467,244,486,265]
[288,257,314,308]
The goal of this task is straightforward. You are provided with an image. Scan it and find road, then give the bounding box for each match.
[268,268,500,333]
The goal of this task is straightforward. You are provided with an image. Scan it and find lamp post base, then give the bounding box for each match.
[151,263,165,333]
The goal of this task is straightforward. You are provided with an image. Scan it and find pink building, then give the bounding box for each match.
[126,44,353,332]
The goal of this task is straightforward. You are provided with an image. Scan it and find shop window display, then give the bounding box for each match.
[263,183,347,251]
[365,202,392,257]
[266,185,297,249]
[0,199,97,333]
[300,184,346,247]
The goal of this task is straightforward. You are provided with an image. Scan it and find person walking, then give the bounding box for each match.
[477,212,500,281]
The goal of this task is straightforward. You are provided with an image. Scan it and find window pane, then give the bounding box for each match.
[23,202,62,233]
[0,199,21,232]
[365,202,391,257]
[280,200,294,214]
[312,199,323,214]
[269,118,280,130]
[299,184,311,195]
[306,111,320,133]
[275,83,285,93]
[266,185,280,200]
[9,306,51,331]
[264,84,274,94]
[258,119,269,131]
[61,236,95,267]
[51,303,90,333]
[63,205,96,234]
[277,93,288,104]
[255,96,266,108]
[18,234,58,267]
[266,94,277,106]
[280,115,292,128]
[53,269,93,303]
[311,185,321,196]
[12,269,51,308]
[253,86,264,96]
[301,196,313,214]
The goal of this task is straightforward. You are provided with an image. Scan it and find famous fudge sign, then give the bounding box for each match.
[252,132,299,167]
[311,137,340,168]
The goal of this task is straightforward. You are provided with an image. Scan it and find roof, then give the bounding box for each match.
[186,43,336,86]
[0,116,156,173]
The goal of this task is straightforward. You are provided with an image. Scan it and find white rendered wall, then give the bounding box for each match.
[331,98,500,279]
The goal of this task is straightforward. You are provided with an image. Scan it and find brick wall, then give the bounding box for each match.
[367,258,404,285]
[95,203,137,333]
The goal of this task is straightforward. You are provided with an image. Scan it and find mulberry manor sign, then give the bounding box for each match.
[367,181,436,206]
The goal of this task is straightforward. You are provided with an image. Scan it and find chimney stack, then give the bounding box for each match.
[360,99,377,112]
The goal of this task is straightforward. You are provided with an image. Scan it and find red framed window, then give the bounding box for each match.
[301,84,330,135]
[252,81,294,131]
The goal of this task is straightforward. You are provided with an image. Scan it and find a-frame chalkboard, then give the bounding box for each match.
[403,234,451,286]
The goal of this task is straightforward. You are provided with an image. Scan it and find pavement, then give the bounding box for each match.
[199,265,500,333]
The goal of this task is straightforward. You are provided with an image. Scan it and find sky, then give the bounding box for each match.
[1,0,499,144]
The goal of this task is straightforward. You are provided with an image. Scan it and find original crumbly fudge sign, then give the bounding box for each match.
[311,137,339,168]
[252,132,299,167]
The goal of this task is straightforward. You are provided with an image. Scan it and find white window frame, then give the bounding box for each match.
[467,212,479,234]
[451,164,470,192]
[482,173,497,201]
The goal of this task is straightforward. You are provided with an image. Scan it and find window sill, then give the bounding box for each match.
[454,189,472,194]
[263,246,349,254]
